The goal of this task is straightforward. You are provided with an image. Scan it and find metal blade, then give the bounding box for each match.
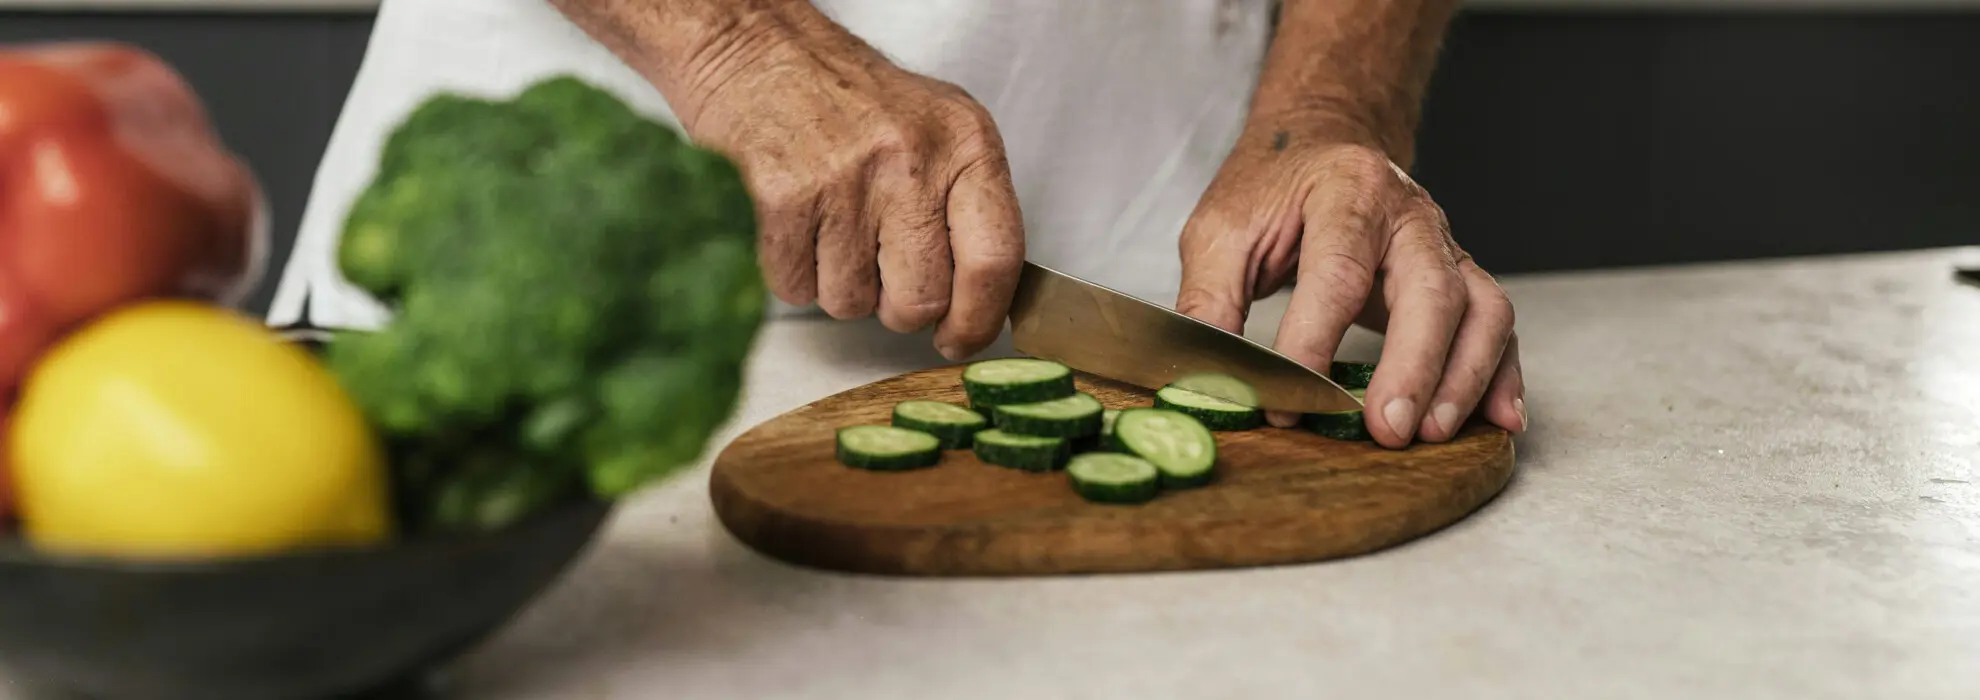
[1006,262,1362,414]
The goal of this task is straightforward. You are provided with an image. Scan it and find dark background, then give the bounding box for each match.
[2,8,1975,315]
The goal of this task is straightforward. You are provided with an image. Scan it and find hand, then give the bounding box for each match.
[1175,128,1526,448]
[669,9,1025,361]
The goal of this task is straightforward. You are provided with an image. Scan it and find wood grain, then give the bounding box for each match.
[709,365,1516,577]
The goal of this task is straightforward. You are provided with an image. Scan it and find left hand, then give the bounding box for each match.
[1175,126,1526,448]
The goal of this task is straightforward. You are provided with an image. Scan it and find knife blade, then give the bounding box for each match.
[1006,261,1362,414]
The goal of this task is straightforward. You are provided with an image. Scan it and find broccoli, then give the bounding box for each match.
[327,76,767,533]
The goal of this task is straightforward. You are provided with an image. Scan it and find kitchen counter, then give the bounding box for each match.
[396,246,1979,699]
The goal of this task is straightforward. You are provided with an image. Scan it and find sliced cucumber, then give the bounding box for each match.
[1329,361,1377,390]
[836,425,942,470]
[1067,453,1160,504]
[1301,387,1370,441]
[1154,385,1263,431]
[994,392,1104,438]
[891,400,988,449]
[1111,408,1217,488]
[972,429,1071,472]
[963,358,1076,416]
[1167,373,1260,407]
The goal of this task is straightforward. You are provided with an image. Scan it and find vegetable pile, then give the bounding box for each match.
[0,50,765,560]
[835,357,1379,505]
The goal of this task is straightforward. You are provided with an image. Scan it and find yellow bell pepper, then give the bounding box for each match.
[8,301,393,558]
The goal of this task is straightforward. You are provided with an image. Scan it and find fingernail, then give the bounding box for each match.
[1383,397,1418,439]
[1431,402,1461,437]
[1266,410,1299,428]
[936,344,962,362]
[1513,397,1528,432]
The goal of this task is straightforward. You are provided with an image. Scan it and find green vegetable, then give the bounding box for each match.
[972,429,1071,471]
[891,400,988,449]
[1330,361,1377,390]
[1167,373,1259,407]
[1153,385,1263,431]
[836,426,943,470]
[962,358,1075,417]
[1112,408,1217,488]
[1066,453,1161,504]
[1301,387,1371,441]
[326,76,767,532]
[994,392,1104,438]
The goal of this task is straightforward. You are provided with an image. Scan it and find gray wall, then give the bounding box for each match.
[2,9,1975,316]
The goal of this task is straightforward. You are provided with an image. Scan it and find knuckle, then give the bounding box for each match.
[1303,250,1376,318]
[1321,145,1397,186]
[865,118,930,161]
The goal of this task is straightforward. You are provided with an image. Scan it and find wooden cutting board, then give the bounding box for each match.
[709,365,1516,577]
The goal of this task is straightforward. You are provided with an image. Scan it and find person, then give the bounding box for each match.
[265,0,1527,448]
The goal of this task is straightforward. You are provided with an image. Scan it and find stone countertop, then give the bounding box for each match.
[403,246,1980,699]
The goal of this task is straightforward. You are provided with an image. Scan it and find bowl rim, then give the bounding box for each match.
[0,498,612,573]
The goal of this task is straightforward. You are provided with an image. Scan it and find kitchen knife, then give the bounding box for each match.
[1006,261,1363,415]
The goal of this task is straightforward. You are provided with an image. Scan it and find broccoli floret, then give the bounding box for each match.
[328,76,766,532]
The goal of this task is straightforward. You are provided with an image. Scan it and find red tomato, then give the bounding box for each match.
[0,41,264,405]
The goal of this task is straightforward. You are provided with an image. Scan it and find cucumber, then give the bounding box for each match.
[1301,387,1370,441]
[1167,373,1260,407]
[994,392,1104,438]
[836,425,943,470]
[972,429,1071,471]
[963,358,1075,416]
[1111,408,1217,488]
[1153,385,1263,431]
[891,400,988,449]
[1329,361,1377,389]
[1066,453,1160,504]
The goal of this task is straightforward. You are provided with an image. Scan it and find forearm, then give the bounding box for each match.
[546,0,821,131]
[1249,0,1460,168]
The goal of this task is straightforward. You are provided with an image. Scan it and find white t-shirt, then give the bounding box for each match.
[265,0,1276,330]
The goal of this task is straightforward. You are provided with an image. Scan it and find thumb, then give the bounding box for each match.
[1175,221,1258,334]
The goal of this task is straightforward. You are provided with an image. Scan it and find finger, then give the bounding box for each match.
[1480,331,1528,433]
[1363,206,1467,449]
[1415,255,1515,443]
[1176,205,1298,334]
[933,157,1025,360]
[814,180,879,319]
[1266,185,1386,427]
[873,180,953,333]
[753,184,821,307]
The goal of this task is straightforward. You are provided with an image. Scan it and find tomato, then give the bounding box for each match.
[10,302,391,558]
[0,41,265,419]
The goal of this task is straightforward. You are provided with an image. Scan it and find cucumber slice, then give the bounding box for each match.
[836,425,942,470]
[891,400,988,449]
[1301,387,1370,441]
[1168,373,1259,407]
[1112,408,1217,488]
[1067,453,1160,504]
[1330,361,1377,390]
[972,429,1071,471]
[994,392,1104,438]
[963,358,1076,415]
[1154,385,1263,431]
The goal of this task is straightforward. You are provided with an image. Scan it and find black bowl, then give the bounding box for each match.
[0,499,611,700]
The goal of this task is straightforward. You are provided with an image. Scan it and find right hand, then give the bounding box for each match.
[668,8,1026,361]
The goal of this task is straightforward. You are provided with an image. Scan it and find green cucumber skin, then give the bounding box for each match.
[890,404,986,449]
[1152,391,1263,431]
[1069,474,1160,504]
[994,404,1103,439]
[834,430,942,471]
[1112,408,1218,489]
[1329,361,1377,389]
[962,360,1076,408]
[972,433,1072,472]
[1301,410,1371,441]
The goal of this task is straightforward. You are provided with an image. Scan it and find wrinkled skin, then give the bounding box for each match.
[669,10,1026,361]
[1177,132,1525,449]
[0,42,266,399]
